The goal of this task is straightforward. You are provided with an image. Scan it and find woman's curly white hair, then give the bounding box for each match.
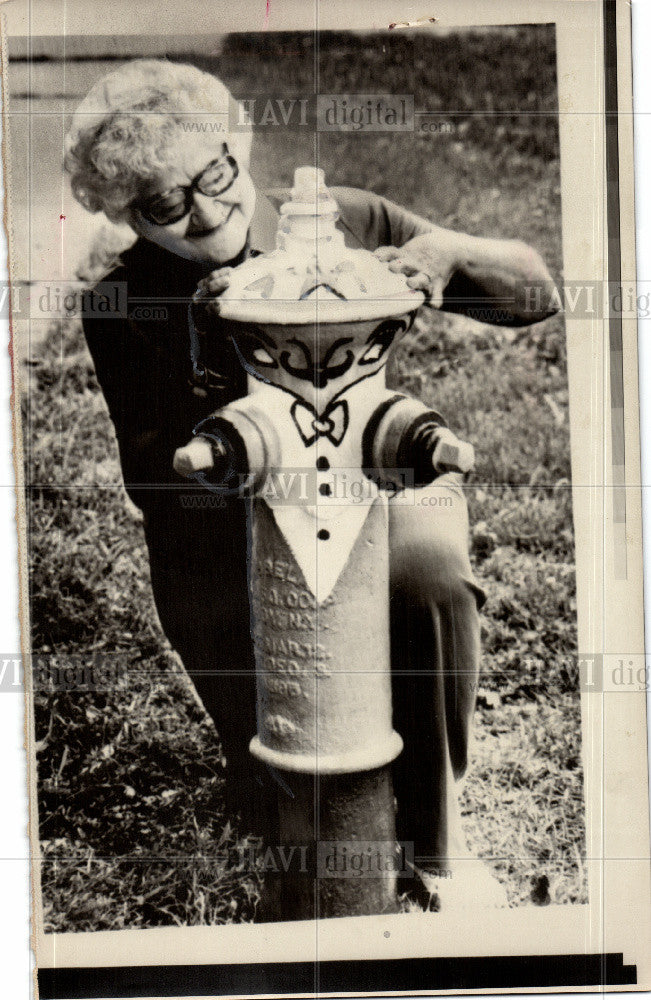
[65,59,252,224]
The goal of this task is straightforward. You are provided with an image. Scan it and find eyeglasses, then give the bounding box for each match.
[136,145,239,226]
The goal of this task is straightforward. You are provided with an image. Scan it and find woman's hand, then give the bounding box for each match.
[374,232,460,309]
[194,266,234,318]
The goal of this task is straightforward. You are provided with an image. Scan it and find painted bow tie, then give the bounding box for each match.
[290,398,349,447]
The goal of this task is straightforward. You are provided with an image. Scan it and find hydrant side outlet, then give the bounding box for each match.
[192,404,282,493]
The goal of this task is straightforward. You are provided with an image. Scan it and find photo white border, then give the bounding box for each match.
[0,0,649,995]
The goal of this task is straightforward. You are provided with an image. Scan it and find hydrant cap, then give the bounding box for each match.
[219,166,425,324]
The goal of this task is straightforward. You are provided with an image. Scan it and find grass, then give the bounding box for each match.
[23,26,586,930]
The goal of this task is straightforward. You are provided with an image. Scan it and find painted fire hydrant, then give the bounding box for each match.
[174,167,474,920]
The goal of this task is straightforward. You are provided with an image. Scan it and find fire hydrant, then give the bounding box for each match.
[174,167,474,921]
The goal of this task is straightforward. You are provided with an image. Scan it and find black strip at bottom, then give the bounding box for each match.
[38,952,637,999]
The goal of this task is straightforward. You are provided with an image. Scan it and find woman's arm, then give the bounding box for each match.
[378,224,560,327]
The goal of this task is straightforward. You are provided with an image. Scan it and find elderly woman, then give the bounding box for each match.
[65,58,555,911]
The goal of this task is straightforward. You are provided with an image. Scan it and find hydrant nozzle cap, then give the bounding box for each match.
[290,166,332,204]
[279,165,340,220]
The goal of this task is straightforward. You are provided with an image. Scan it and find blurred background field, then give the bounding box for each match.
[9,26,585,930]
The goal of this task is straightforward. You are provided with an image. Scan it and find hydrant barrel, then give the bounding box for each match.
[248,497,403,774]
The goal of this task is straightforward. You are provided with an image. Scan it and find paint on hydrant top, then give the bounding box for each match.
[218,165,424,324]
